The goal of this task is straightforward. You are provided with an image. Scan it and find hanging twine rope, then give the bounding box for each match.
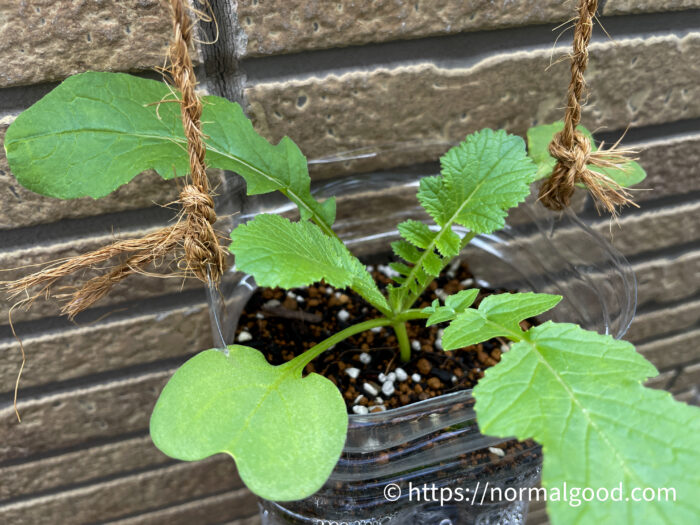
[539,0,638,214]
[4,0,225,320]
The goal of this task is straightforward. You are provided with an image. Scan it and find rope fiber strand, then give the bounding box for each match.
[3,0,225,320]
[538,0,638,214]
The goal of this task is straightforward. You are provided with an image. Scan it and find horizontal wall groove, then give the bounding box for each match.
[0,457,244,524]
[98,487,253,525]
[635,292,700,316]
[581,190,700,220]
[624,241,700,266]
[240,10,700,84]
[0,204,176,249]
[634,323,700,348]
[0,453,178,508]
[0,288,206,341]
[0,430,150,470]
[595,118,700,146]
[0,350,193,401]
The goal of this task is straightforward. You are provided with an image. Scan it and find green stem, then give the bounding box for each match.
[392,321,412,363]
[400,231,478,311]
[281,188,340,241]
[290,310,429,372]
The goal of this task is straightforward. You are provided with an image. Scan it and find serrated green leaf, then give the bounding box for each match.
[230,214,389,313]
[392,130,536,309]
[435,228,461,258]
[391,240,421,264]
[441,292,561,349]
[420,129,537,234]
[423,289,479,327]
[388,262,412,276]
[397,220,434,250]
[474,323,700,524]
[4,72,335,233]
[150,347,348,501]
[527,121,646,187]
[423,251,443,276]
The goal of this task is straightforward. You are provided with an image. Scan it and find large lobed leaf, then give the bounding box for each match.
[473,322,700,524]
[150,347,348,501]
[230,214,390,313]
[4,72,335,231]
[527,121,646,188]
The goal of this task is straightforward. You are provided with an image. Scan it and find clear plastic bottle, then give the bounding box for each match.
[207,172,637,524]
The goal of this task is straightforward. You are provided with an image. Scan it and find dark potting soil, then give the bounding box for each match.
[234,259,541,517]
[233,259,534,415]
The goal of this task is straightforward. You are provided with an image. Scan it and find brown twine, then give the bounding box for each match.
[539,0,638,214]
[4,0,225,318]
[3,0,225,421]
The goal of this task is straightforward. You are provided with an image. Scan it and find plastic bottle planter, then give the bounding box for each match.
[207,173,637,525]
[259,395,541,525]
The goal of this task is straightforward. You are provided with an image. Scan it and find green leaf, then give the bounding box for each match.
[397,220,434,250]
[445,289,480,311]
[391,130,536,309]
[527,121,646,187]
[420,129,537,235]
[423,289,479,326]
[391,240,421,264]
[4,72,335,232]
[230,214,389,313]
[441,292,561,349]
[150,347,348,501]
[474,323,700,524]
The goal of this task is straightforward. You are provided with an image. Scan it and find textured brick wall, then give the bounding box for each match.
[1,1,699,524]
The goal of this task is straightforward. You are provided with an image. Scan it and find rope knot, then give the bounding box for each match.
[179,184,217,225]
[178,184,224,283]
[538,0,638,215]
[549,130,592,174]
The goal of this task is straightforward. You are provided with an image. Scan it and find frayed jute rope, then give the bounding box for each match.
[539,0,638,214]
[4,0,225,421]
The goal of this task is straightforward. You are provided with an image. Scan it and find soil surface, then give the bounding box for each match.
[233,259,533,415]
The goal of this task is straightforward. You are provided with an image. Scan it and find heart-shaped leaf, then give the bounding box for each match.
[150,347,348,501]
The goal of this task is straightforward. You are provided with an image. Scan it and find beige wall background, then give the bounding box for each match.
[1,1,699,523]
